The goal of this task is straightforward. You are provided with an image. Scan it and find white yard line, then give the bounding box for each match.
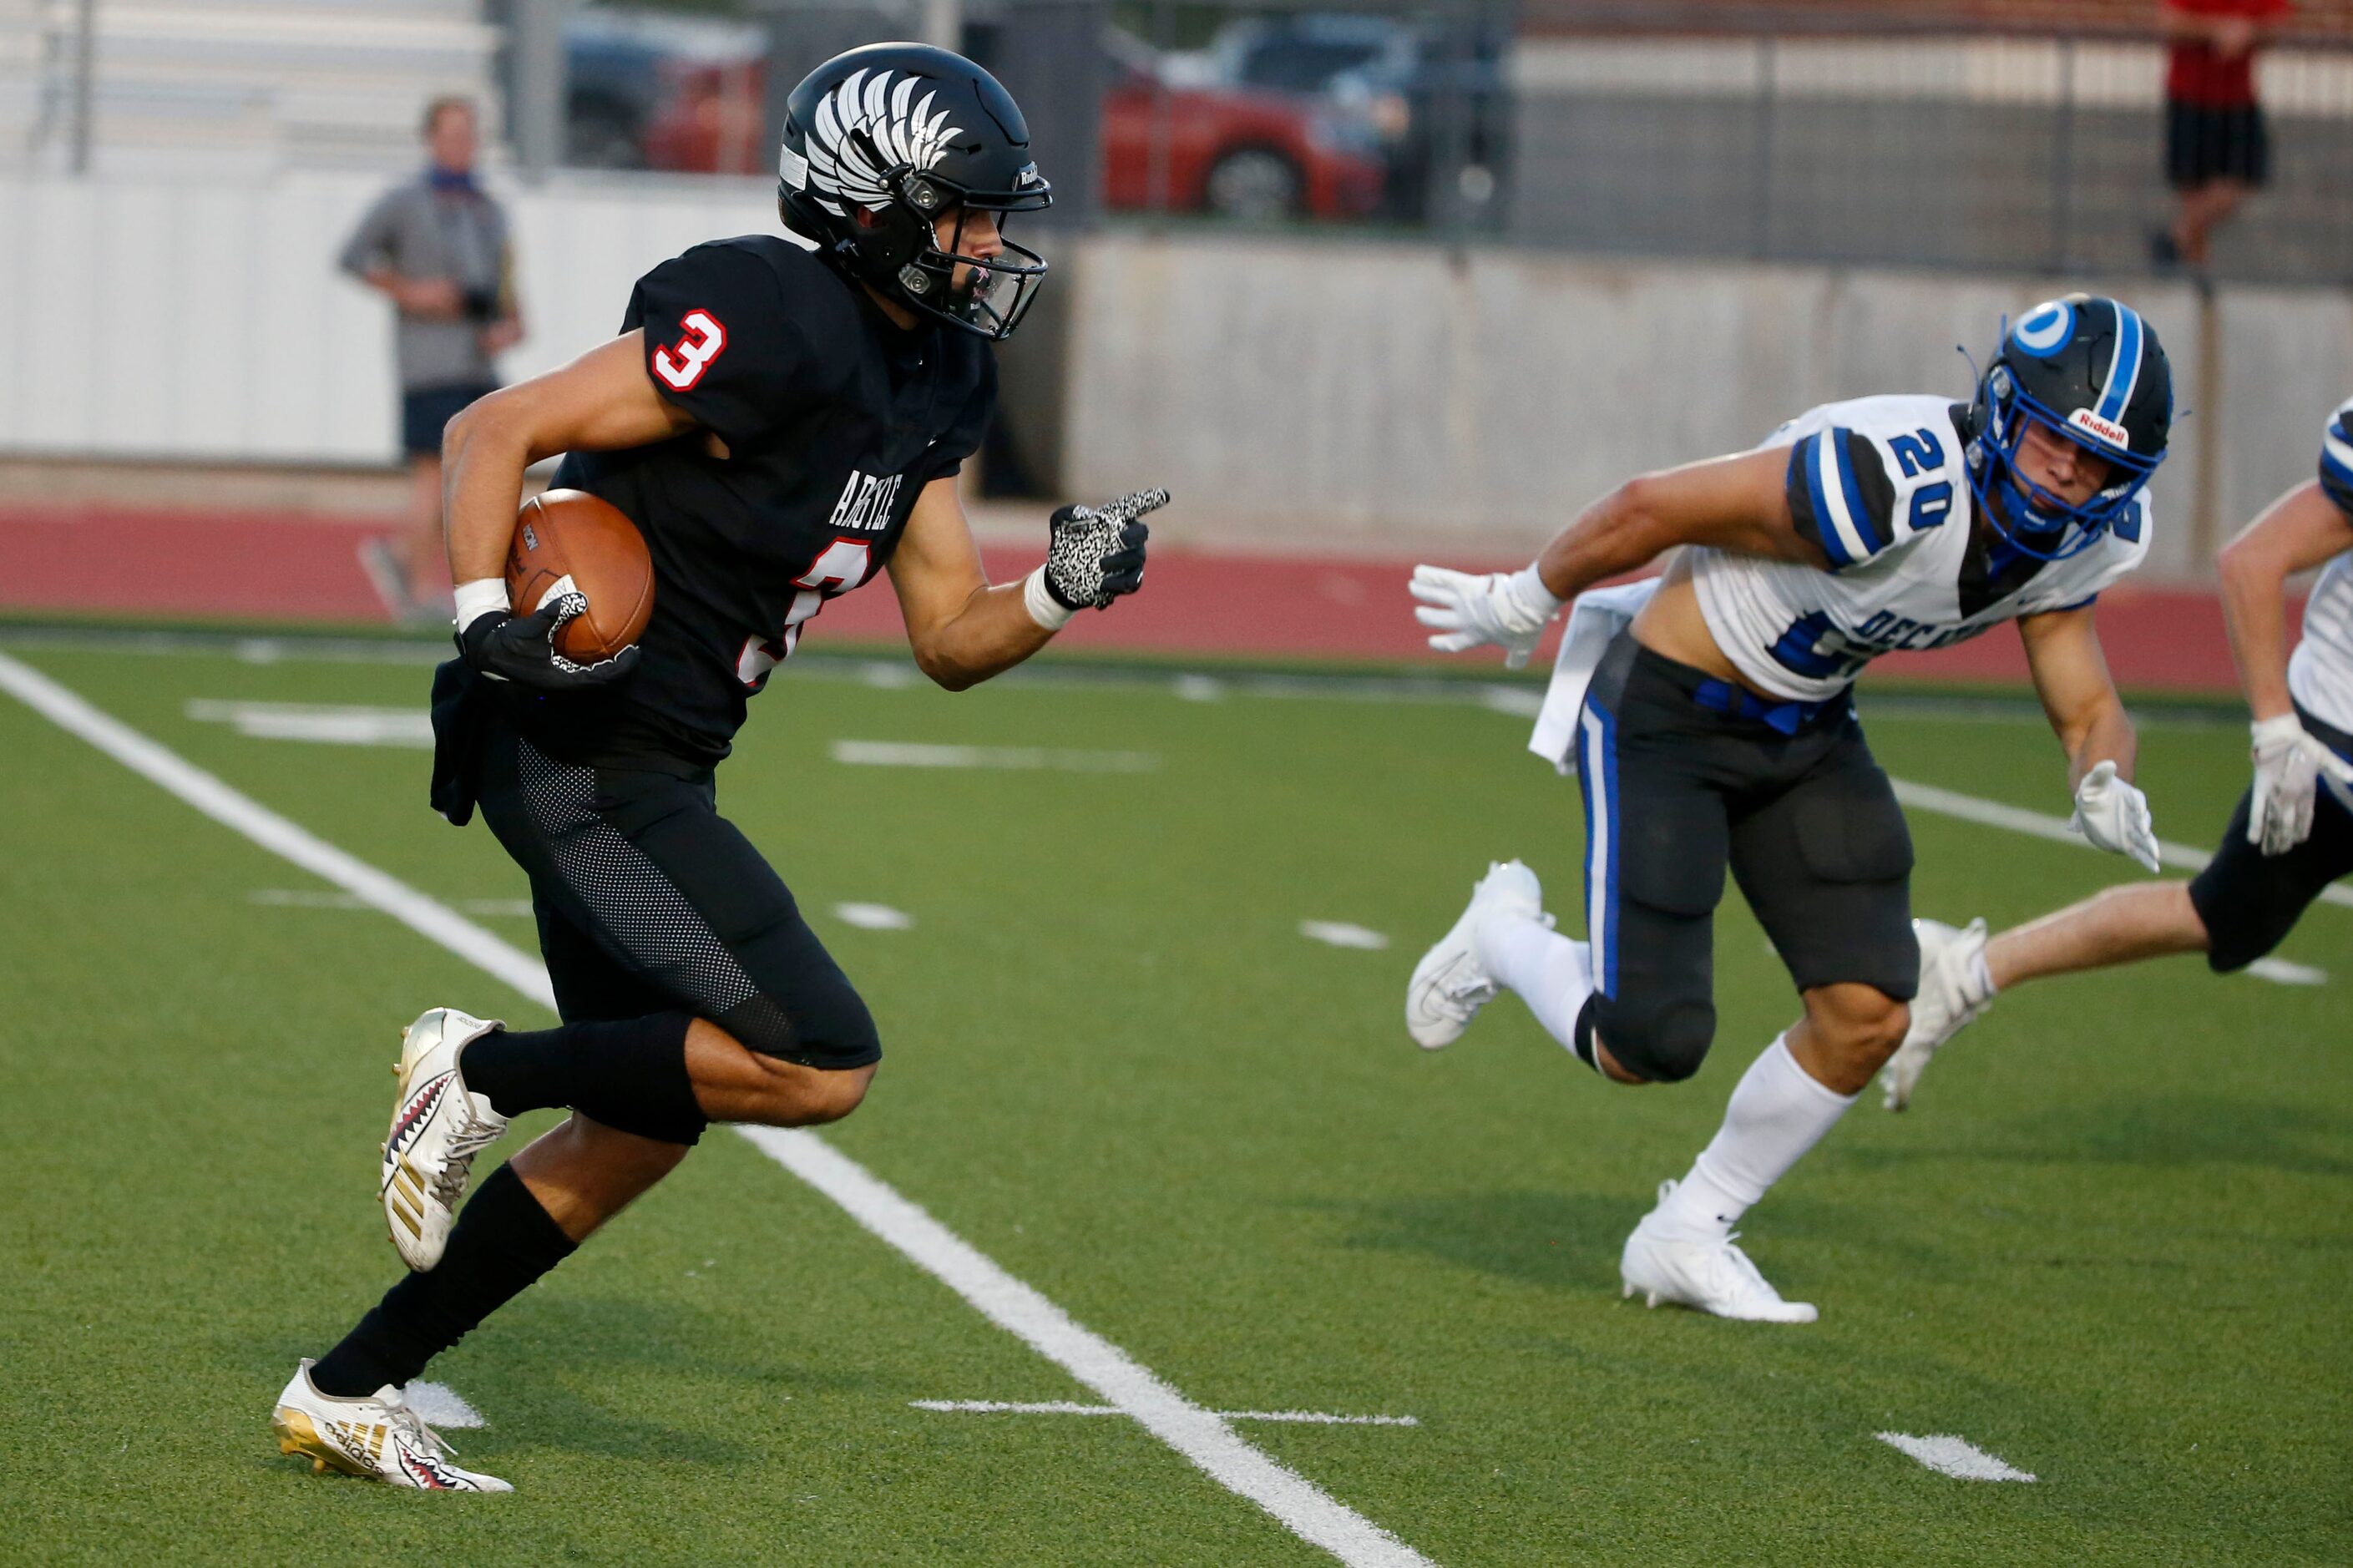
[1891,777,2353,912]
[912,1400,1419,1427]
[1875,1432,2037,1483]
[0,649,1435,1568]
[0,658,556,1006]
[743,1127,1436,1567]
[250,889,537,918]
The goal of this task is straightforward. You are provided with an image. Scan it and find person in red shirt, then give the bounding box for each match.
[2155,0,2295,267]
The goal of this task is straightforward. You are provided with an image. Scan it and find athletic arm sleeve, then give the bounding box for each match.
[2321,398,2353,519]
[627,244,817,449]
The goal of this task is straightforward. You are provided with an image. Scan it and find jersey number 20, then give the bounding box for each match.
[736,539,872,690]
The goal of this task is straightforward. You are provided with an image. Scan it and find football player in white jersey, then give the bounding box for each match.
[1885,396,2353,1110]
[1403,296,2174,1322]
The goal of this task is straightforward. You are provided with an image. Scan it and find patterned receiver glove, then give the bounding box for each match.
[456,594,640,690]
[2068,760,2160,873]
[1042,488,1169,612]
[2248,711,2353,857]
[1409,564,1565,670]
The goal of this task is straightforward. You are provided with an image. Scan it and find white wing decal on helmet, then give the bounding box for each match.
[804,68,963,216]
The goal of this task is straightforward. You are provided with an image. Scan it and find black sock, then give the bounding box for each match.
[311,1165,577,1398]
[463,1011,705,1145]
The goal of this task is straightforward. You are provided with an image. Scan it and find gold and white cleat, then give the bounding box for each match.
[382,1007,509,1271]
[272,1360,510,1490]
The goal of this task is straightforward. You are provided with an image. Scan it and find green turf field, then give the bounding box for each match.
[2,631,2346,1565]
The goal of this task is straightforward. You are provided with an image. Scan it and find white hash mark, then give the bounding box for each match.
[834,902,914,931]
[1300,920,1391,951]
[2246,957,2327,986]
[1876,1432,2036,1482]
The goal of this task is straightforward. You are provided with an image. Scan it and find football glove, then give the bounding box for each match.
[1409,564,1564,670]
[1043,488,1168,612]
[456,594,640,690]
[2068,760,2160,873]
[2247,711,2353,856]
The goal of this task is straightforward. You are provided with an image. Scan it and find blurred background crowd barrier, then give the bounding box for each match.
[1,0,2349,565]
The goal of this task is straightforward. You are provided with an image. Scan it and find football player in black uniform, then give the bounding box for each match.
[272,43,1166,1490]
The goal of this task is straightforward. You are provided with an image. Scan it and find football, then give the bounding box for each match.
[505,488,655,664]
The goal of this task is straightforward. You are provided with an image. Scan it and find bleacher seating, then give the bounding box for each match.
[0,0,501,177]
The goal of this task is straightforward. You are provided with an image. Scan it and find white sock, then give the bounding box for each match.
[1476,913,1594,1060]
[1654,1034,1858,1241]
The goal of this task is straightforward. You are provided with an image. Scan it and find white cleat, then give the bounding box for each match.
[1620,1182,1818,1323]
[383,1007,510,1271]
[272,1360,511,1491]
[1882,917,1993,1111]
[1404,859,1552,1050]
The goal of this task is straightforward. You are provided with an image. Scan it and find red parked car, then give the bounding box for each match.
[640,40,1385,224]
[1100,46,1386,221]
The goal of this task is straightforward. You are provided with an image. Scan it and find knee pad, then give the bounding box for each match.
[1592,990,1715,1084]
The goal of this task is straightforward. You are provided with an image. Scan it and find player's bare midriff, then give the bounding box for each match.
[1629,553,1762,693]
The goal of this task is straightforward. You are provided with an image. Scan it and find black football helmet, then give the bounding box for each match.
[1961,294,2173,560]
[778,43,1052,340]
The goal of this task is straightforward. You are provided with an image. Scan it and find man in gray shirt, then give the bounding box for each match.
[341,97,524,623]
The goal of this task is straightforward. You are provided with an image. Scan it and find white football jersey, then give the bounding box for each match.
[1691,393,2153,704]
[2285,397,2353,775]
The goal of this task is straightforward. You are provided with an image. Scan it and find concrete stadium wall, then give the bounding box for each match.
[1063,230,2353,578]
[3,172,2346,583]
[0,170,779,467]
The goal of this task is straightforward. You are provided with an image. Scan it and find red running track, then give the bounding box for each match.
[0,503,2263,692]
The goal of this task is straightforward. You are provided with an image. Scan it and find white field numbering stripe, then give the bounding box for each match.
[186,699,436,747]
[0,650,1435,1568]
[1890,777,2353,912]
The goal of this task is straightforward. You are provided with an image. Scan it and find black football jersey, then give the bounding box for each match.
[514,234,995,770]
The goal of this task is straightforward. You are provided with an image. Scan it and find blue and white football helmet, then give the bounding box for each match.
[1962,295,2174,561]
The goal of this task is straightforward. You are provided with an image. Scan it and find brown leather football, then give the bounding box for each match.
[504,489,654,664]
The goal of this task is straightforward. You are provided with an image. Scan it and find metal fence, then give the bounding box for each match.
[1506,3,2353,286]
[10,0,2342,286]
[551,0,2351,284]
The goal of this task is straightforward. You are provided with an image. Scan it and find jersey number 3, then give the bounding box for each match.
[652,310,726,391]
[736,539,873,690]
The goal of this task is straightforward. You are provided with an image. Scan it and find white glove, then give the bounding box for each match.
[1409,563,1564,670]
[2247,711,2353,857]
[2068,760,2160,873]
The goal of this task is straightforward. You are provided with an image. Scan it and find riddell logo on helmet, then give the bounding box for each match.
[2066,408,2131,449]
